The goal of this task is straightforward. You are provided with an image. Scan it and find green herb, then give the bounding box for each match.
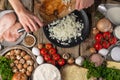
[0,56,13,80]
[83,59,120,80]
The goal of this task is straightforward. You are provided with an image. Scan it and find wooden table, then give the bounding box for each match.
[0,0,119,58]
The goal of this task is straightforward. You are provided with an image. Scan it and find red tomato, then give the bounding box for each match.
[47,60,56,65]
[109,37,117,45]
[95,33,103,42]
[94,42,102,50]
[49,48,57,55]
[52,54,61,61]
[44,54,51,61]
[102,41,110,49]
[40,48,48,55]
[45,43,53,50]
[103,32,111,40]
[58,59,65,66]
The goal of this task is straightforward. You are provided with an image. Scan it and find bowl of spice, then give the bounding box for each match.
[22,34,36,48]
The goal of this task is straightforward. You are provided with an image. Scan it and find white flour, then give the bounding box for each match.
[33,64,61,80]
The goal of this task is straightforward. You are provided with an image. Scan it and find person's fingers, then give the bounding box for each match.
[91,0,94,6]
[85,0,94,8]
[34,16,43,27]
[27,22,34,32]
[22,23,29,32]
[78,0,83,10]
[75,0,80,10]
[85,0,89,8]
[29,18,39,31]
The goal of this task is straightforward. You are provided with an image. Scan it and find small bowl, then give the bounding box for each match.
[107,43,120,62]
[113,25,120,39]
[22,34,36,48]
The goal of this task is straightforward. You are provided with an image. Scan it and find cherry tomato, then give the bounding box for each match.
[102,41,110,49]
[95,33,103,42]
[49,48,57,55]
[109,37,117,45]
[44,54,51,61]
[45,43,53,50]
[94,42,102,50]
[40,48,48,56]
[47,60,56,65]
[40,48,48,55]
[103,32,111,40]
[52,54,61,61]
[58,59,65,66]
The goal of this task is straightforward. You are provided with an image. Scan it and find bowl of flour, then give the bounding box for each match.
[32,64,61,80]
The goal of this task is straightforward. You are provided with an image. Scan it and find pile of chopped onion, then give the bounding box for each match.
[48,13,84,45]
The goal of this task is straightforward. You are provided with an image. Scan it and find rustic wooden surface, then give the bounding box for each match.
[0,0,119,58]
[33,0,106,58]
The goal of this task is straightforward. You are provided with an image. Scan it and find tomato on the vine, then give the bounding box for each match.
[103,32,111,40]
[47,60,56,65]
[44,54,51,61]
[95,33,103,42]
[109,37,117,45]
[58,59,65,66]
[45,43,53,50]
[102,41,110,49]
[52,54,61,61]
[40,48,48,55]
[49,48,57,55]
[94,42,102,50]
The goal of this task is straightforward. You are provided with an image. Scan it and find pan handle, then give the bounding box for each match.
[17,28,25,33]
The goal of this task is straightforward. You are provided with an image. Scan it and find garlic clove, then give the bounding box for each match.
[98,48,109,57]
[36,56,44,65]
[32,47,40,56]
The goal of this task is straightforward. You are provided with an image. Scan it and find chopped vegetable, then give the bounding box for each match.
[0,56,13,80]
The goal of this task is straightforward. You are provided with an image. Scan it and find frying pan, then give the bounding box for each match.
[43,10,90,48]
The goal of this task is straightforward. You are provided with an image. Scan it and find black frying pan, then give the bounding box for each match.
[43,10,90,48]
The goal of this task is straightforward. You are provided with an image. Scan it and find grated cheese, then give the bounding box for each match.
[48,13,84,45]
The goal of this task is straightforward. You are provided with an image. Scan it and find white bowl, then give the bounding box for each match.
[22,34,36,48]
[110,46,120,61]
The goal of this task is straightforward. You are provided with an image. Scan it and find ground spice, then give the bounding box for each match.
[24,35,34,46]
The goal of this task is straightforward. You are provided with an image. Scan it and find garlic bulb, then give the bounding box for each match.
[36,56,44,65]
[75,56,84,66]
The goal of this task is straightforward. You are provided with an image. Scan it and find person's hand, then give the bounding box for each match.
[75,0,94,10]
[17,9,43,32]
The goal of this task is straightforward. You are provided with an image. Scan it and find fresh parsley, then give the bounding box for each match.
[0,56,13,80]
[83,59,120,80]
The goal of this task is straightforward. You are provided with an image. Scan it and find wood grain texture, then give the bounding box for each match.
[0,0,6,10]
[34,0,51,47]
[0,0,110,58]
[21,0,34,11]
[57,45,80,58]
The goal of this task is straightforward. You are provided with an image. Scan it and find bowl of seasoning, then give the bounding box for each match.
[22,34,36,48]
